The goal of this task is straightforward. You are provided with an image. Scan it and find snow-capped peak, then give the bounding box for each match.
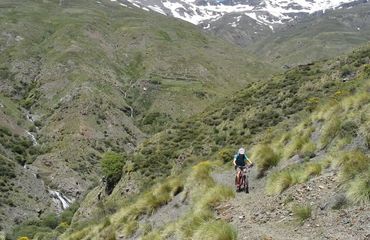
[117,0,358,27]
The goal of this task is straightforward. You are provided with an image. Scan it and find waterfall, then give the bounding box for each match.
[49,190,73,210]
[26,131,38,145]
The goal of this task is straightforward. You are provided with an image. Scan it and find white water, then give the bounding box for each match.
[49,190,73,210]
[26,114,34,123]
[26,131,38,145]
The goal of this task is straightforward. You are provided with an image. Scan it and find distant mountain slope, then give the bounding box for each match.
[120,0,368,46]
[0,0,272,232]
[123,0,359,26]
[248,2,370,65]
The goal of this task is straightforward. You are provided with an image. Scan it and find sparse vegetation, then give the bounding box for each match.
[337,150,369,182]
[251,144,280,177]
[266,162,322,194]
[346,172,370,205]
[192,220,237,240]
[292,204,312,223]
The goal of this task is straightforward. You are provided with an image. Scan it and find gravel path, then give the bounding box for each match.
[212,167,370,240]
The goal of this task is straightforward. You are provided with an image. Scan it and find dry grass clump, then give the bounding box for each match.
[266,163,322,195]
[337,150,369,182]
[292,204,312,223]
[251,144,280,177]
[192,220,237,240]
[346,171,370,205]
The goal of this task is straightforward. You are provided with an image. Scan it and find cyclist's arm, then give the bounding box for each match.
[245,155,253,165]
[233,154,237,166]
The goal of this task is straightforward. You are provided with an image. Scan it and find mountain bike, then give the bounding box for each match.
[235,165,251,193]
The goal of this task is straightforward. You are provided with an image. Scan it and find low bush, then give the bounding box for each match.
[217,148,235,164]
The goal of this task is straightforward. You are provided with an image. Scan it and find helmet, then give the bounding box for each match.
[238,148,245,155]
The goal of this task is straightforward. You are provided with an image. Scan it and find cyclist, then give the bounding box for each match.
[233,148,253,190]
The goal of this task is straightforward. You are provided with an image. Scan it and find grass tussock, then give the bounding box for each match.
[119,176,185,224]
[266,163,322,195]
[123,220,138,237]
[192,221,237,240]
[251,144,280,177]
[346,170,370,205]
[337,150,369,182]
[292,204,312,223]
[141,231,162,240]
[320,118,341,148]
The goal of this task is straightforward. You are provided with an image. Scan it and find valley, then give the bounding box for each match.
[0,0,369,239]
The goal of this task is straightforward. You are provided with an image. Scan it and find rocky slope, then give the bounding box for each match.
[58,41,370,240]
[0,0,272,233]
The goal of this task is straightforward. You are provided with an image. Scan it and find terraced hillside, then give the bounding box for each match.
[0,0,274,233]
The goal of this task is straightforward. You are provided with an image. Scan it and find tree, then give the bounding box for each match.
[101,151,125,193]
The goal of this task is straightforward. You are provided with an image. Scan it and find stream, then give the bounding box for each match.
[26,130,38,145]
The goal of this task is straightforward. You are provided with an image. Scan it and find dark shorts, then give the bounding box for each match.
[235,165,246,170]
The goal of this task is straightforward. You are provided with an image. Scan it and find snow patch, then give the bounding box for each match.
[127,0,358,27]
[148,5,167,15]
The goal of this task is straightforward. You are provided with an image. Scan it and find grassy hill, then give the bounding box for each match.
[0,0,275,233]
[44,43,370,240]
[247,3,370,66]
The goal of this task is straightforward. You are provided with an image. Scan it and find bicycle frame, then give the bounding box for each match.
[235,166,249,193]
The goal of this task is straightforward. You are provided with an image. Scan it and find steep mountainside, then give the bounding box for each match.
[0,0,272,233]
[55,44,370,240]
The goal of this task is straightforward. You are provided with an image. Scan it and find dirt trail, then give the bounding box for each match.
[212,167,370,240]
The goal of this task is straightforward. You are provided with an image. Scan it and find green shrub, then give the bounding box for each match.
[10,225,52,240]
[339,121,358,138]
[218,148,235,164]
[41,213,59,229]
[251,144,279,177]
[60,202,79,224]
[101,151,125,192]
[55,222,69,233]
[292,204,311,223]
